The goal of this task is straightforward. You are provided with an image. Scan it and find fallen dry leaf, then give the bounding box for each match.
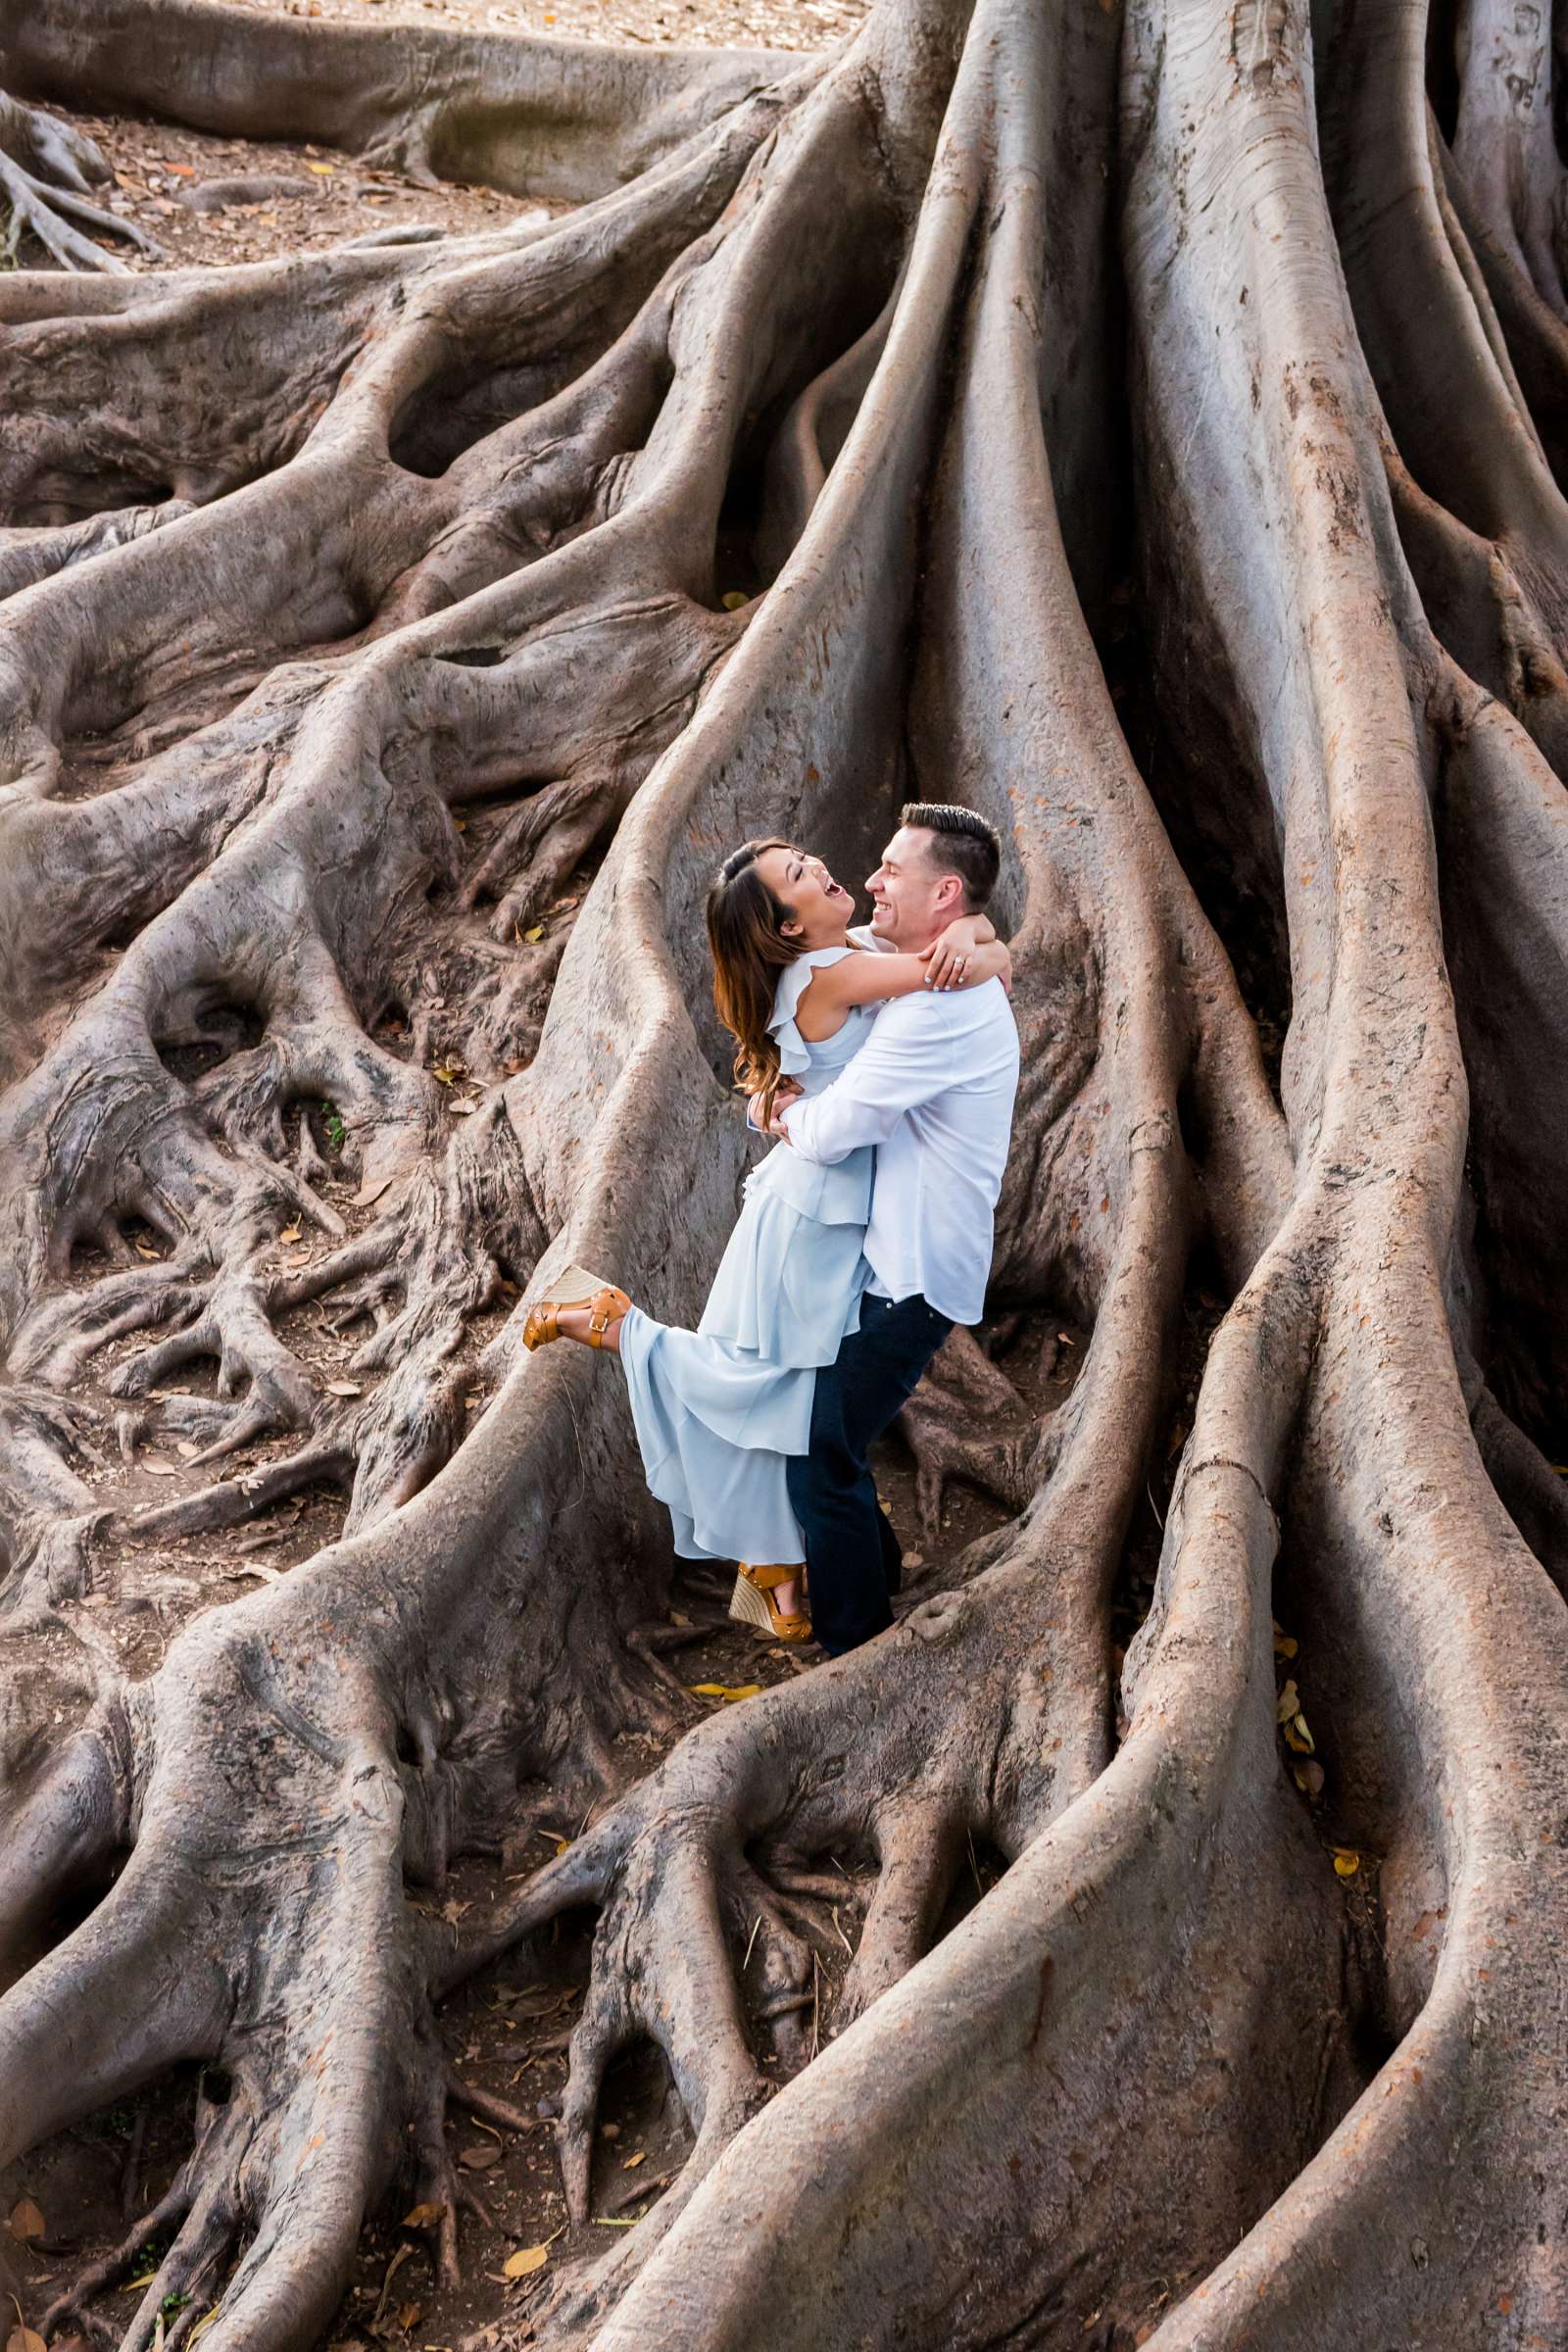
[501,2247,549,2279]
[688,1682,763,1703]
[7,2199,43,2241]
[402,2203,443,2230]
[458,2143,499,2171]
[326,1380,363,1397]
[1333,1849,1361,1878]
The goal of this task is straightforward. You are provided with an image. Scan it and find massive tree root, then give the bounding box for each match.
[2,0,1568,2346]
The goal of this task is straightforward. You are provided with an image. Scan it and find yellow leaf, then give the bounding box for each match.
[280,1222,302,1244]
[622,2151,645,2169]
[185,2311,221,2347]
[1333,1850,1361,1878]
[305,160,334,174]
[502,2246,549,2279]
[1274,1679,1298,1724]
[721,590,749,611]
[10,2198,45,2241]
[1283,1712,1315,1754]
[688,1682,762,1703]
[523,925,544,943]
[403,2203,443,2230]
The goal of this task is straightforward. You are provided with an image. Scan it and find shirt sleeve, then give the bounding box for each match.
[780,1002,955,1164]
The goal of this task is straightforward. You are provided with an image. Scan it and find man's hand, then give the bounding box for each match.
[747,1081,801,1137]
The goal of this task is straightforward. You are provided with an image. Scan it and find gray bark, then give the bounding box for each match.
[1,0,1567,2347]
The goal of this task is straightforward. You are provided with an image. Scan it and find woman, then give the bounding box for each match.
[521,838,1009,1642]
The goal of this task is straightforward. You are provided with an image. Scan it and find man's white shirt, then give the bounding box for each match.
[777,929,1019,1326]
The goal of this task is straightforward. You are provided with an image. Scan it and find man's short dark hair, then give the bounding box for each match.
[900,802,1002,912]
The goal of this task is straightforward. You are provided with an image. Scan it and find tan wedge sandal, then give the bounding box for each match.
[522,1263,631,1352]
[729,1562,812,1644]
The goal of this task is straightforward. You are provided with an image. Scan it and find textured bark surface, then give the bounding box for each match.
[2,0,1568,2346]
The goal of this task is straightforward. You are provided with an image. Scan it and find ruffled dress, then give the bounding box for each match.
[617,945,877,1565]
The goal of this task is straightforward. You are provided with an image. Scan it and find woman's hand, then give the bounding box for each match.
[922,911,1005,992]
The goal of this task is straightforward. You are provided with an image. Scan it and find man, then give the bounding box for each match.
[753,803,1020,1655]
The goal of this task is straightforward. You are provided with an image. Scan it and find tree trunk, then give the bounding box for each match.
[2,0,1567,2346]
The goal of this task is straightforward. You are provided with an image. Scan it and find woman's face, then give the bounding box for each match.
[755,844,855,944]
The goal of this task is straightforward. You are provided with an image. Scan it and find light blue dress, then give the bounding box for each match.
[617,945,877,1566]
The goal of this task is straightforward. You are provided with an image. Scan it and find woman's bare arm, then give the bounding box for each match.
[795,937,1010,1039]
[921,909,1000,988]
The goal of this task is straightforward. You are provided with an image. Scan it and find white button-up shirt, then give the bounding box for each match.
[778,964,1019,1327]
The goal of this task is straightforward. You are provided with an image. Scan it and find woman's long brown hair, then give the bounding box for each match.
[706,838,804,1129]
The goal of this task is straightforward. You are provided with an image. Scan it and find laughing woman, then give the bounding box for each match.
[521,837,1009,1643]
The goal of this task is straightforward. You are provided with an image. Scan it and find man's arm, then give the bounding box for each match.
[776,1000,955,1165]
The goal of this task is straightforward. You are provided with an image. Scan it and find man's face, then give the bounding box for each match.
[865,825,956,949]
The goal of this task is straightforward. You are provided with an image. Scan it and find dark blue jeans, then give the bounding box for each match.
[786,1290,953,1656]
